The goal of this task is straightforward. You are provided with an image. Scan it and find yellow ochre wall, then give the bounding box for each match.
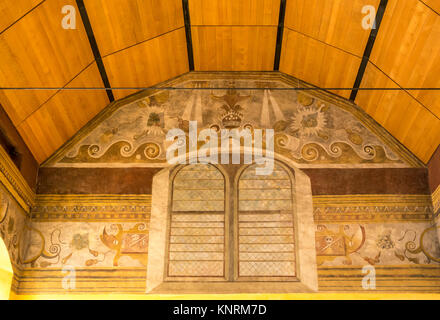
[0,238,13,300]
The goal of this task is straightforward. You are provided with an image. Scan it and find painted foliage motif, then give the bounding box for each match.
[23,222,149,268]
[0,185,150,270]
[315,223,440,267]
[5,220,149,269]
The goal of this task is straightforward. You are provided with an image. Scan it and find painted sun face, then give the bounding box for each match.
[290,105,328,138]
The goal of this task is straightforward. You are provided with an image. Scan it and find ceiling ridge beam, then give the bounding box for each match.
[274,0,287,71]
[350,0,388,101]
[76,0,114,103]
[182,0,195,71]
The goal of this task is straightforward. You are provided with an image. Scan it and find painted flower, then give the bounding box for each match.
[376,232,394,249]
[289,104,329,138]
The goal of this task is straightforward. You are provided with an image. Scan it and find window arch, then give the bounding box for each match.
[166,164,228,280]
[148,157,317,293]
[236,161,296,280]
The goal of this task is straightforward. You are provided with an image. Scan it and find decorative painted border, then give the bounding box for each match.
[313,194,434,222]
[41,71,424,168]
[32,194,152,222]
[12,267,147,294]
[32,194,434,223]
[12,265,440,295]
[0,145,35,213]
[318,265,440,292]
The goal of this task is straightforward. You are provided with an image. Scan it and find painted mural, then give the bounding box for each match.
[1,73,439,296]
[21,222,148,268]
[4,193,436,294]
[0,185,30,271]
[46,76,415,168]
[22,195,151,269]
[315,223,440,267]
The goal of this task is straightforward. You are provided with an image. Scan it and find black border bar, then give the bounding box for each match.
[182,0,195,71]
[350,0,389,101]
[274,0,287,70]
[76,0,114,102]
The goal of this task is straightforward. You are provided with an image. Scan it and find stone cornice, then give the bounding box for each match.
[0,145,35,213]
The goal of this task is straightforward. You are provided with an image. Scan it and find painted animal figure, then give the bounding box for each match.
[101,223,149,266]
[315,225,366,266]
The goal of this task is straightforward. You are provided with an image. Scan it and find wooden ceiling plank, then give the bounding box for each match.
[0,0,43,34]
[355,0,440,162]
[192,26,277,71]
[0,0,96,128]
[103,28,189,101]
[189,0,279,26]
[401,107,440,162]
[356,62,439,163]
[84,0,184,56]
[285,0,380,58]
[420,0,440,15]
[369,0,440,118]
[17,121,50,162]
[190,25,200,70]
[17,63,108,163]
[280,29,361,98]
[221,27,232,70]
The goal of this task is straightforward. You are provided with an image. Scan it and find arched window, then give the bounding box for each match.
[237,162,296,280]
[167,164,227,280]
[149,158,317,293]
[166,161,297,281]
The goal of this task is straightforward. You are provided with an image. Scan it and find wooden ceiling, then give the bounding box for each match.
[356,0,440,163]
[0,0,438,164]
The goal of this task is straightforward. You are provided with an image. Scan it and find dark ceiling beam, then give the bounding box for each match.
[350,0,389,101]
[76,0,114,102]
[182,0,195,71]
[274,0,286,71]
